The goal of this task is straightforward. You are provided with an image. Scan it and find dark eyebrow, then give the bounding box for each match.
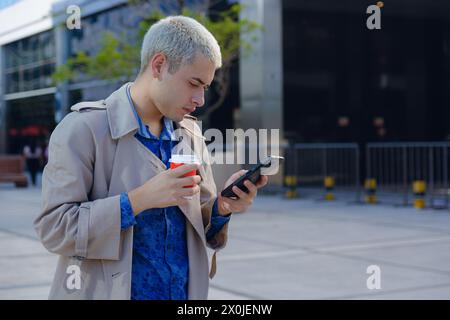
[192,77,210,89]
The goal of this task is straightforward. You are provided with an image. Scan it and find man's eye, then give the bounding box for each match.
[190,82,208,91]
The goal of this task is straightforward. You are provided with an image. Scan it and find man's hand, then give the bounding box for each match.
[128,163,201,216]
[217,170,269,215]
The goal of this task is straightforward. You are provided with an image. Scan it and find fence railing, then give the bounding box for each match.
[281,141,450,210]
[366,142,450,208]
[284,143,361,202]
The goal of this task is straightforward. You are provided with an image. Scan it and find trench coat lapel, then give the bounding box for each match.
[172,124,206,245]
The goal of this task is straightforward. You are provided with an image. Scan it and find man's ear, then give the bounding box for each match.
[150,53,166,79]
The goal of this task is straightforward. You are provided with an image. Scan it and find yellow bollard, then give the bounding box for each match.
[364,179,377,204]
[413,180,426,209]
[284,175,298,198]
[324,176,335,201]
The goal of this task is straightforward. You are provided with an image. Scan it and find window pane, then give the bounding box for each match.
[3,30,55,93]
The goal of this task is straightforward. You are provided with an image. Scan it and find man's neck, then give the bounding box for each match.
[129,78,163,128]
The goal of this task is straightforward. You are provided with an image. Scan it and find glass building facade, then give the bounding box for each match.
[6,94,55,154]
[3,29,56,154]
[4,30,55,94]
[282,0,450,143]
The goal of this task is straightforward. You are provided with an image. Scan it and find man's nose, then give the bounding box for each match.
[191,92,205,107]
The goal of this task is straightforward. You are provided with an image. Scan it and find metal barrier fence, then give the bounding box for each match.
[284,143,361,202]
[366,142,450,209]
[212,141,450,210]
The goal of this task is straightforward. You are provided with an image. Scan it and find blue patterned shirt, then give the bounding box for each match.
[120,84,230,300]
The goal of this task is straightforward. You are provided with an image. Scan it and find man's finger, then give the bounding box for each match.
[176,175,201,187]
[221,196,247,213]
[223,170,247,188]
[243,180,258,197]
[177,185,201,197]
[220,196,239,211]
[232,185,252,202]
[231,169,248,181]
[237,169,248,176]
[169,163,199,177]
[255,175,269,188]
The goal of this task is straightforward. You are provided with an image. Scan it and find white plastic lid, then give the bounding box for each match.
[169,154,199,164]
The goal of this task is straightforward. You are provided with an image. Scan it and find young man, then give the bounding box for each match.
[34,15,268,300]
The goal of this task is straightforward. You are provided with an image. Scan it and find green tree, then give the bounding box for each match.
[53,0,261,122]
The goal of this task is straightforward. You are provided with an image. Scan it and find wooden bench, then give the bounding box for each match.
[0,155,28,188]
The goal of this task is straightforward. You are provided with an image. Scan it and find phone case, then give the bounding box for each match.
[220,165,263,198]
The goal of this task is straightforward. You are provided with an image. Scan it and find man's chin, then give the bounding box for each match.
[167,114,184,123]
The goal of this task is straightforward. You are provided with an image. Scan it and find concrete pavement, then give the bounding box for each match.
[1,179,450,299]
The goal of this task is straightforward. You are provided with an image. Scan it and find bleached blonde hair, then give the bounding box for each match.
[140,15,222,74]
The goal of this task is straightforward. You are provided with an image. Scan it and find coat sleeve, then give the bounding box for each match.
[34,112,121,261]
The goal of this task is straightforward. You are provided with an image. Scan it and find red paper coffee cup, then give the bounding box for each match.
[169,154,200,190]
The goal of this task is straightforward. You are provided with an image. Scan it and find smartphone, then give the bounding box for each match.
[220,155,284,198]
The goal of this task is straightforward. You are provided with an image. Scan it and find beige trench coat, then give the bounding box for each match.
[34,83,229,300]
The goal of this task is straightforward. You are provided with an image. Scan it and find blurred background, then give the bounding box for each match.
[1,0,450,300]
[0,0,450,195]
